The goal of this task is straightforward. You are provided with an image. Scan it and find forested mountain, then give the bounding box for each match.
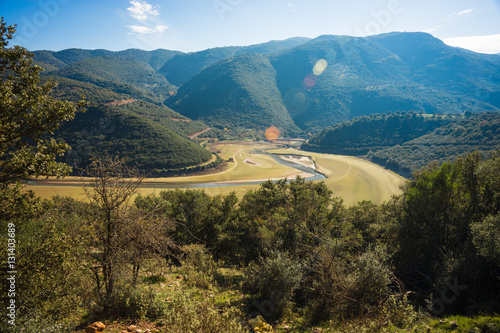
[171,33,500,133]
[52,56,177,103]
[31,32,500,172]
[44,74,213,171]
[166,53,301,134]
[33,48,182,71]
[303,111,500,175]
[34,33,500,135]
[57,106,212,172]
[158,37,310,86]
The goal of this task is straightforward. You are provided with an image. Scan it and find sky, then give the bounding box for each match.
[1,0,500,54]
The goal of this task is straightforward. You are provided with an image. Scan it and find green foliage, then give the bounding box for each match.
[106,285,167,320]
[34,48,181,71]
[244,248,305,320]
[394,152,500,313]
[303,112,452,155]
[0,195,87,331]
[0,19,85,183]
[58,106,212,171]
[142,275,167,285]
[136,189,239,261]
[180,244,218,289]
[53,56,175,103]
[304,111,500,175]
[158,37,310,86]
[304,246,395,323]
[167,53,301,135]
[160,289,249,332]
[372,112,500,174]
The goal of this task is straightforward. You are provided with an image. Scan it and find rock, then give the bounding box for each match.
[85,321,105,333]
[127,325,138,332]
[248,315,274,332]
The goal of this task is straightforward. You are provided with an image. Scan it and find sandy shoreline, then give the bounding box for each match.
[278,155,316,170]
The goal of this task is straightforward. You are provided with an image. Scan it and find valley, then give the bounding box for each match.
[25,140,405,205]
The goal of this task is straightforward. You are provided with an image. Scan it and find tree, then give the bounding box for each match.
[81,156,175,310]
[81,156,145,304]
[0,18,85,184]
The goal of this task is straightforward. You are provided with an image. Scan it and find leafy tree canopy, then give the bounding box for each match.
[0,18,85,184]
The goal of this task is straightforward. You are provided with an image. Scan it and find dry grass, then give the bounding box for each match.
[26,142,406,205]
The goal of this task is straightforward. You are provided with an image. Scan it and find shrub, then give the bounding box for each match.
[143,274,167,284]
[161,289,249,332]
[106,285,167,320]
[243,249,304,320]
[305,246,393,323]
[180,244,217,289]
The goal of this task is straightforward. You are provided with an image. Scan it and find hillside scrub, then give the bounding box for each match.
[3,151,499,331]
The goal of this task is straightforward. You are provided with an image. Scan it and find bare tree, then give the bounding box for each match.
[81,156,144,303]
[122,207,176,285]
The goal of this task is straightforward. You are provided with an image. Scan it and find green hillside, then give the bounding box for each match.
[302,111,453,154]
[44,74,214,171]
[167,33,500,134]
[166,53,301,135]
[371,112,500,174]
[33,33,500,137]
[47,75,210,138]
[270,34,499,132]
[303,111,500,176]
[52,56,176,103]
[33,48,182,71]
[158,37,310,86]
[58,106,212,171]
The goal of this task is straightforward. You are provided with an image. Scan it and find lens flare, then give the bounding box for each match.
[284,88,310,118]
[265,126,280,141]
[313,59,328,75]
[303,73,318,90]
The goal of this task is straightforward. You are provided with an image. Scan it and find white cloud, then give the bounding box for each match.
[457,8,474,16]
[288,3,296,12]
[443,34,500,54]
[127,25,168,34]
[127,0,159,21]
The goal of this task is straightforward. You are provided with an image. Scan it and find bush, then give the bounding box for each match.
[305,246,393,323]
[143,274,167,284]
[12,310,74,333]
[161,289,249,332]
[106,285,167,320]
[180,244,217,289]
[243,248,304,320]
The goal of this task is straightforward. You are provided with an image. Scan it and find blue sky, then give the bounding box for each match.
[1,0,500,53]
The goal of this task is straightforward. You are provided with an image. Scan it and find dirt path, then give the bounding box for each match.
[188,127,211,139]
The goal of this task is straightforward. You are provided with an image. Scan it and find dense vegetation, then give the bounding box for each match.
[33,32,500,136]
[303,111,500,176]
[2,19,500,332]
[57,106,212,171]
[158,37,311,86]
[2,152,499,332]
[167,53,301,135]
[53,56,177,103]
[171,33,500,133]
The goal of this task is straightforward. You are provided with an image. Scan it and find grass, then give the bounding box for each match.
[25,141,406,205]
[266,147,406,205]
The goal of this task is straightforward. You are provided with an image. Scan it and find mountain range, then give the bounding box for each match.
[33,32,500,170]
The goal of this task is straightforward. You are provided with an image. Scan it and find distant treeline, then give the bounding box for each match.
[149,153,224,177]
[303,111,500,176]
